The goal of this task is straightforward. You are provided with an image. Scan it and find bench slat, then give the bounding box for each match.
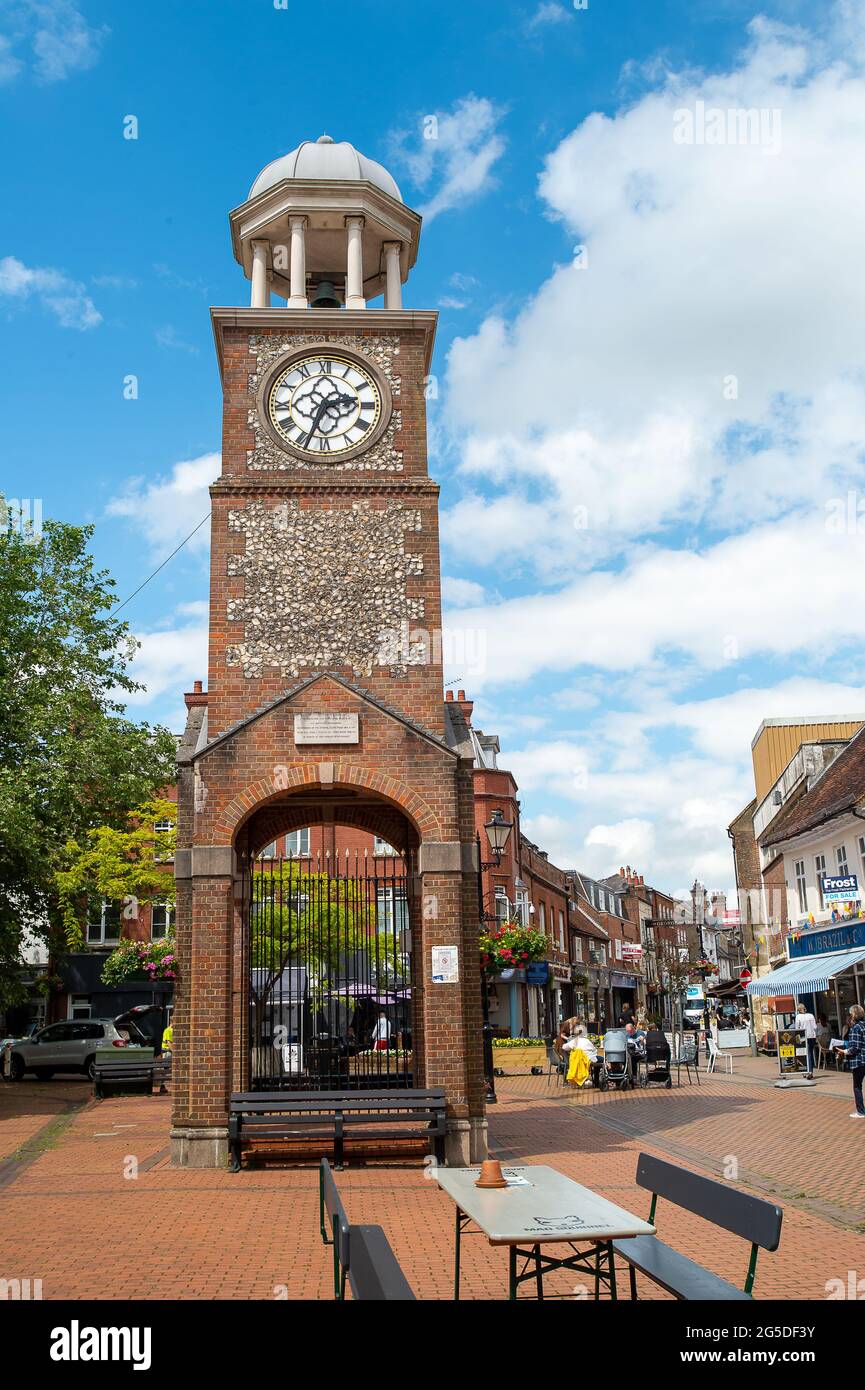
[613,1235,752,1300]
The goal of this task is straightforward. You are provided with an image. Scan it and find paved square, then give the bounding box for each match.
[1,1061,862,1300]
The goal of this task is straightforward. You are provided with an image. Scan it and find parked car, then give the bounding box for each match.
[0,1021,40,1053]
[1,1015,147,1082]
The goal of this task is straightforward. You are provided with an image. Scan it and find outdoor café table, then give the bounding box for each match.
[435,1164,655,1300]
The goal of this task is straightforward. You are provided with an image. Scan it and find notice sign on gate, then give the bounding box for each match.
[432,946,459,983]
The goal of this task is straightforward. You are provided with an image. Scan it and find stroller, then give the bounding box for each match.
[597,1028,633,1090]
[638,1036,673,1089]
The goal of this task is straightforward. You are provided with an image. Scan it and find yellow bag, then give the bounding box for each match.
[567,1047,590,1087]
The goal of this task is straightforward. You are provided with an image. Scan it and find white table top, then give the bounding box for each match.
[435,1164,656,1246]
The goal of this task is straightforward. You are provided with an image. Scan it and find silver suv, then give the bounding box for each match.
[2,1019,132,1081]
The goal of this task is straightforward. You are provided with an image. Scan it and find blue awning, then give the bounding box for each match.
[746,948,865,997]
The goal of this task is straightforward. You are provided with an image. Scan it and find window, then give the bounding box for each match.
[71,1022,104,1040]
[836,844,850,875]
[68,995,91,1020]
[373,837,396,856]
[815,854,827,909]
[514,890,529,927]
[588,942,606,967]
[153,818,173,833]
[558,910,565,950]
[538,902,546,934]
[794,860,808,915]
[376,887,409,943]
[151,902,175,940]
[573,937,583,962]
[494,890,510,925]
[859,835,865,882]
[615,939,623,960]
[86,900,121,946]
[285,828,311,857]
[39,1024,74,1043]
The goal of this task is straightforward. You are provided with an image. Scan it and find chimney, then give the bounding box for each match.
[445,690,454,702]
[455,689,473,723]
[620,866,625,878]
[184,679,208,709]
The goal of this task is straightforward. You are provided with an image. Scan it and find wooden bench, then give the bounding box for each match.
[93,1060,169,1100]
[319,1159,415,1302]
[612,1153,783,1300]
[228,1088,447,1172]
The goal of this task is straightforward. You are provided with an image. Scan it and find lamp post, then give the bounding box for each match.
[477,809,514,1106]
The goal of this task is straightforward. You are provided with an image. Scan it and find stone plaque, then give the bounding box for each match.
[294,712,359,745]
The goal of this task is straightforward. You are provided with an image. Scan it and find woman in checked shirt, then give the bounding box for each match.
[836,1004,865,1118]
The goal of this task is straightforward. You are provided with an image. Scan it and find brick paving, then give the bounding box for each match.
[0,1070,862,1301]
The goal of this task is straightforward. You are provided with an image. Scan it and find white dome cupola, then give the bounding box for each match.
[230,134,421,311]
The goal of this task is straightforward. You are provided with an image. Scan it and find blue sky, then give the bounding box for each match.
[2,0,865,898]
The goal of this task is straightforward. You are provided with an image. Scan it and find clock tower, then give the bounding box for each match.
[171,136,487,1168]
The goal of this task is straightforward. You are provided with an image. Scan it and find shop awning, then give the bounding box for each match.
[745,948,865,997]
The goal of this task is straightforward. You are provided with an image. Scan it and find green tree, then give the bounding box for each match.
[0,515,176,1006]
[55,797,177,949]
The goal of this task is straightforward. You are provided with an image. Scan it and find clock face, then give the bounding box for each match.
[266,354,383,459]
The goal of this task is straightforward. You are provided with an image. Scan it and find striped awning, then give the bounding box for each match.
[746,947,865,997]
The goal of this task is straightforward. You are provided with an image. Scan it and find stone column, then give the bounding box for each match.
[251,240,269,308]
[287,216,308,308]
[345,215,366,309]
[383,241,403,309]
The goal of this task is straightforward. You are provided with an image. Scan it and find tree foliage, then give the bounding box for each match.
[55,797,177,949]
[0,516,176,1005]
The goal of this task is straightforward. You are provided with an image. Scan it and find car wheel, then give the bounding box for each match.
[8,1054,24,1082]
[34,1069,54,1081]
[84,1056,97,1081]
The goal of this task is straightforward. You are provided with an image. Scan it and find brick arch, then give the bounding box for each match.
[214,763,442,849]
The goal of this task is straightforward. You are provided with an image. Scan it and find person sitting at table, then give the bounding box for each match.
[564,1024,600,1088]
[644,1020,671,1065]
[554,1016,578,1061]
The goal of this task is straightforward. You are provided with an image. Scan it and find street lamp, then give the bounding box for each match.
[481,808,513,869]
[477,810,514,1107]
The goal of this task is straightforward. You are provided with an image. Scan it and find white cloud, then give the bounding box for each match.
[390,96,507,223]
[124,614,209,716]
[106,453,218,559]
[0,254,100,329]
[526,3,571,31]
[441,575,486,607]
[0,1,107,84]
[155,324,199,354]
[444,14,865,571]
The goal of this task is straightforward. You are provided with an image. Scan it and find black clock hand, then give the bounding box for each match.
[302,398,331,447]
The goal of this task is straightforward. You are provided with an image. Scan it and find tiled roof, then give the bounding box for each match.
[762,723,865,847]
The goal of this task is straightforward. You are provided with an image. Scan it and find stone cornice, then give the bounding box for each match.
[210,307,438,379]
[209,477,440,498]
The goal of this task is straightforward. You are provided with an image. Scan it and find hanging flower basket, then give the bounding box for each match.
[479,922,549,976]
[100,937,178,988]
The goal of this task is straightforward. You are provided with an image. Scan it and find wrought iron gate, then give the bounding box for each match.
[240,850,414,1091]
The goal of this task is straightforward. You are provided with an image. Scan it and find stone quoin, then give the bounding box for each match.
[171,133,487,1167]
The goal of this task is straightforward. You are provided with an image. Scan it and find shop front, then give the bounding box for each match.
[746,922,865,1060]
[611,970,640,1023]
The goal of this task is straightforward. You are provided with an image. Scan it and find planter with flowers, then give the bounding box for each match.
[490,1035,548,1075]
[100,936,178,988]
[690,959,719,981]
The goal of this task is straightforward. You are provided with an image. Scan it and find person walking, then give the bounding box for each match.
[795,1001,818,1078]
[835,1004,865,1118]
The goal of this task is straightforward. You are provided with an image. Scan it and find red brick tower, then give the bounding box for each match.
[171,136,486,1167]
